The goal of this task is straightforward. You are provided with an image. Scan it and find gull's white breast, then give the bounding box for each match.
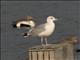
[38,22,55,37]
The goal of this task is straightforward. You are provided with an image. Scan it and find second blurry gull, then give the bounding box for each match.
[13,16,35,29]
[23,16,57,46]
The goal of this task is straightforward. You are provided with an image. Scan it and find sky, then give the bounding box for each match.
[1,1,80,60]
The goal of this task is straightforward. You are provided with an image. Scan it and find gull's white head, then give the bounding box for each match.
[47,16,57,23]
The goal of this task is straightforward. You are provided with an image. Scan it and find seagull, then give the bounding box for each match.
[22,16,57,46]
[12,16,35,29]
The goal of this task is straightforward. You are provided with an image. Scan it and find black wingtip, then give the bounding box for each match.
[12,21,17,28]
[76,49,80,52]
[13,24,17,28]
[12,23,17,28]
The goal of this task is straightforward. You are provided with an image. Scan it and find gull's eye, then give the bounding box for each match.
[50,17,53,19]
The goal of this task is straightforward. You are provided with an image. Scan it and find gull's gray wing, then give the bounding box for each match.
[30,23,46,36]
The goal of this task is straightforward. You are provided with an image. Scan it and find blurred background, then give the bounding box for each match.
[1,1,80,60]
